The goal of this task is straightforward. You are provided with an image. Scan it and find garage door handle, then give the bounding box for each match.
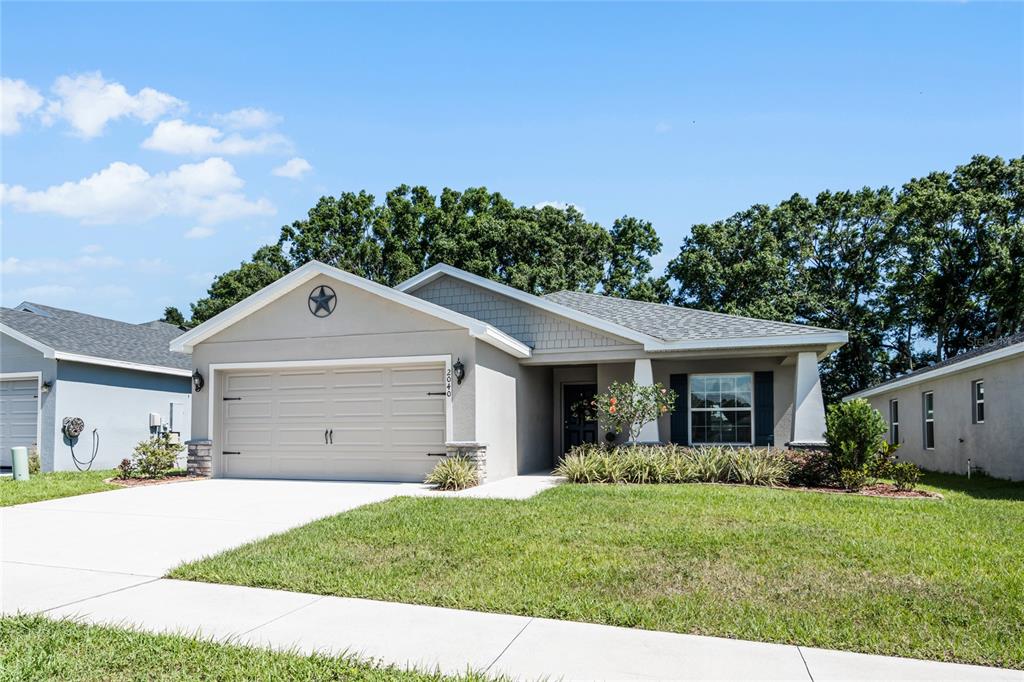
[427,452,447,457]
[324,429,329,445]
[329,429,333,444]
[223,451,241,455]
[223,397,242,401]
[426,392,446,396]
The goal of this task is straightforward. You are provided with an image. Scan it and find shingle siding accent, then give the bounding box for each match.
[413,278,635,351]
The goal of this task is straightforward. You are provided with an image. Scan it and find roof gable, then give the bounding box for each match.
[170,261,531,358]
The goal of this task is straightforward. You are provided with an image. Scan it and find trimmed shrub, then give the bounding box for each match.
[839,467,868,491]
[590,381,677,443]
[133,435,184,479]
[785,449,836,487]
[116,458,135,480]
[425,456,479,490]
[825,399,888,471]
[731,448,792,486]
[891,461,922,491]
[689,446,732,483]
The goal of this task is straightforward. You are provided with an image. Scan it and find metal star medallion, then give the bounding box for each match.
[308,285,337,317]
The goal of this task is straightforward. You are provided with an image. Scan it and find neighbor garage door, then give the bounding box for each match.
[0,379,39,468]
[220,363,447,481]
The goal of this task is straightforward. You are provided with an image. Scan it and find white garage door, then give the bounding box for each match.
[0,379,39,467]
[221,363,448,482]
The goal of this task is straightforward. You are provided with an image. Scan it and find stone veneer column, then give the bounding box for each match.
[633,358,661,443]
[444,441,488,482]
[186,439,213,477]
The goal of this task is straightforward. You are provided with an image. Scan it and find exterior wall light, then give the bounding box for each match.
[453,359,466,385]
[192,369,205,392]
[41,381,52,394]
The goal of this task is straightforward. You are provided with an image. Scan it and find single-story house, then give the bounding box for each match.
[171,261,846,483]
[845,332,1024,481]
[0,302,192,472]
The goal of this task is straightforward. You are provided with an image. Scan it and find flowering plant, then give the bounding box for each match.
[588,380,677,443]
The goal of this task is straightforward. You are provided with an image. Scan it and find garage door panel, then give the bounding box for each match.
[331,370,384,389]
[392,396,445,418]
[0,379,39,467]
[225,399,273,419]
[331,398,384,417]
[221,363,447,482]
[225,374,273,392]
[278,398,329,418]
[277,371,328,391]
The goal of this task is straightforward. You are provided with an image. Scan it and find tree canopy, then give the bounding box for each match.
[181,155,1023,404]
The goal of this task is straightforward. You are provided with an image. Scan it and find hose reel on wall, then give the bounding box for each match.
[63,416,99,471]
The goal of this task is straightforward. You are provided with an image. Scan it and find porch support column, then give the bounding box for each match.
[633,358,661,444]
[790,351,827,447]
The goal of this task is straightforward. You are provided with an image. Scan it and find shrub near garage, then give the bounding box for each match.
[424,456,479,490]
[132,434,184,478]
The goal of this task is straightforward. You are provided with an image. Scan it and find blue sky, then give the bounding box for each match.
[2,2,1022,322]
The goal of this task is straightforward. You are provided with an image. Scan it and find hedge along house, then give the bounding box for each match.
[0,303,192,472]
[171,261,847,483]
[844,332,1024,481]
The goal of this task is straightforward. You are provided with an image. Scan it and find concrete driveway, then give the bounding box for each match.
[1,478,427,614]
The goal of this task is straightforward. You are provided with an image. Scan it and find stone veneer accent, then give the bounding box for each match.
[186,439,213,477]
[413,277,636,352]
[445,441,488,483]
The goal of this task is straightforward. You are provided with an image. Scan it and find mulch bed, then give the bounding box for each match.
[105,473,208,488]
[790,482,941,499]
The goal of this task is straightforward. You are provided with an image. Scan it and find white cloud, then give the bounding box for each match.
[142,119,290,155]
[654,121,672,134]
[534,201,585,215]
[81,244,103,254]
[1,254,123,275]
[11,284,77,301]
[186,271,215,285]
[0,157,275,225]
[184,226,215,239]
[212,107,282,130]
[1,78,44,135]
[42,72,185,138]
[272,157,313,179]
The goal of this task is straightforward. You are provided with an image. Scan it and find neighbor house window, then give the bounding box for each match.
[972,380,985,424]
[889,399,900,444]
[689,374,753,444]
[922,391,935,449]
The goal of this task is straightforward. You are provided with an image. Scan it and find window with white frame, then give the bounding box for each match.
[689,374,753,444]
[972,380,985,424]
[922,391,935,449]
[889,399,900,444]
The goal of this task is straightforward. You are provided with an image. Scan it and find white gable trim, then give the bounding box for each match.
[0,324,56,358]
[54,352,193,377]
[398,264,847,354]
[844,341,1024,401]
[169,261,532,359]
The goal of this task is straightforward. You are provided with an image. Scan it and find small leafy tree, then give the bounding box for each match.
[825,399,887,471]
[590,381,676,443]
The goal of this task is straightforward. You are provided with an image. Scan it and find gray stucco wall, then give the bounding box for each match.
[412,276,639,353]
[52,361,191,472]
[0,334,57,469]
[190,274,481,474]
[864,354,1024,480]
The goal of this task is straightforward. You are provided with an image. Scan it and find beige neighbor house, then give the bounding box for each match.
[845,333,1024,481]
[170,261,847,483]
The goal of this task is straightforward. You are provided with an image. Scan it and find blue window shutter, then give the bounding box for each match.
[754,371,774,446]
[670,374,688,445]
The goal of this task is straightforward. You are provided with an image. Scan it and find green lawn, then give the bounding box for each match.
[172,473,1024,669]
[0,469,118,507]
[0,616,485,681]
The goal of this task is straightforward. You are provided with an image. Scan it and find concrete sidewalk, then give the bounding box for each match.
[14,577,1022,681]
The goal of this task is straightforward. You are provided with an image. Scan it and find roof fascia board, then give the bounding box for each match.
[171,261,531,359]
[397,264,662,346]
[54,351,192,377]
[844,342,1024,401]
[0,323,56,358]
[643,331,849,353]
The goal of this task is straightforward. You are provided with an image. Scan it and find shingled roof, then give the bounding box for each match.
[0,302,191,373]
[542,290,841,343]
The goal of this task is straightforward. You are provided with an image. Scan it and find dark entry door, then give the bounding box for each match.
[563,384,598,453]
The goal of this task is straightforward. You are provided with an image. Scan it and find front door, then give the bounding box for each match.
[563,383,598,454]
